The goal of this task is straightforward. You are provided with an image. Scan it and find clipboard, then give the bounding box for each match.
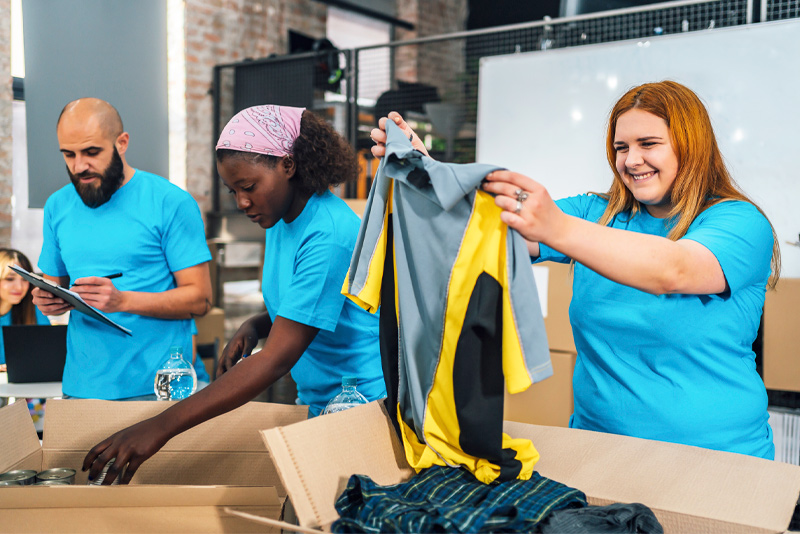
[10,264,133,336]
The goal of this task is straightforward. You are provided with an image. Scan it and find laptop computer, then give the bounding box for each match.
[4,325,67,383]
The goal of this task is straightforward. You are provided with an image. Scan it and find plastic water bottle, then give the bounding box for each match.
[322,376,369,415]
[154,345,197,400]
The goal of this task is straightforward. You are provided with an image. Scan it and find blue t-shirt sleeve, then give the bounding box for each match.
[162,193,212,273]
[35,306,50,325]
[683,201,773,294]
[535,194,596,264]
[38,197,68,277]
[276,231,350,333]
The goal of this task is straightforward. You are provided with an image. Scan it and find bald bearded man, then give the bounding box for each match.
[32,98,213,400]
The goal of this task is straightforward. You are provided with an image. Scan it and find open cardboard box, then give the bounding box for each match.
[0,398,308,533]
[234,400,800,533]
[505,349,576,428]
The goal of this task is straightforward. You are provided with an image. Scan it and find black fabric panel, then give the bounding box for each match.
[453,271,522,481]
[406,167,431,189]
[379,216,402,438]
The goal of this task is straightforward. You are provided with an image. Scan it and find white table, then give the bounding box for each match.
[0,381,63,399]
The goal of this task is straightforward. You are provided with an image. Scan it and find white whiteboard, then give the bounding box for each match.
[477,19,800,277]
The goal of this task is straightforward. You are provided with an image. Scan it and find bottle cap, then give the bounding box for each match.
[169,345,183,354]
[342,376,357,387]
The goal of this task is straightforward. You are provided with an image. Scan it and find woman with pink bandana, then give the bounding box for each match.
[82,105,386,484]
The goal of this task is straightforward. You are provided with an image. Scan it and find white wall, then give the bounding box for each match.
[478,19,800,277]
[11,100,44,269]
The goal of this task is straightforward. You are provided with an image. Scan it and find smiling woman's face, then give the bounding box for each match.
[0,269,29,308]
[613,108,679,219]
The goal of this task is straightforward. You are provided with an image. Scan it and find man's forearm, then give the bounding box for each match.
[120,285,212,319]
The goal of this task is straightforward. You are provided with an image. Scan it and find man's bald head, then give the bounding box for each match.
[57,98,124,141]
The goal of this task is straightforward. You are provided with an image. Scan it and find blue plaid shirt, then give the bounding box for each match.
[332,465,587,533]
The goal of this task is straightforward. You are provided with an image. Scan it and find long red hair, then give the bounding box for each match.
[596,81,780,288]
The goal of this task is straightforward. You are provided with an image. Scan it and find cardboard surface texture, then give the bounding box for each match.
[763,277,800,392]
[195,306,225,346]
[260,401,800,534]
[539,261,575,352]
[0,399,308,533]
[505,349,576,427]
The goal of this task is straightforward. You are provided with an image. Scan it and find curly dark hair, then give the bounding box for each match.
[216,110,359,196]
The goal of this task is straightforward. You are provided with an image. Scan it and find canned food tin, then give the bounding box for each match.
[89,458,121,485]
[36,468,76,485]
[0,470,37,485]
[0,480,22,486]
[34,480,71,486]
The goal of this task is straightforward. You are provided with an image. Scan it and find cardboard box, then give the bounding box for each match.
[248,401,800,533]
[0,399,308,533]
[344,198,367,218]
[534,261,576,353]
[505,349,576,428]
[195,306,225,347]
[763,277,800,392]
[195,306,225,379]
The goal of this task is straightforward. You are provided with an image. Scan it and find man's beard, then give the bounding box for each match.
[68,148,125,208]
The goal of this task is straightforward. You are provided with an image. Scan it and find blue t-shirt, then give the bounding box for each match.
[38,169,211,399]
[536,194,774,459]
[0,307,50,365]
[190,319,210,383]
[262,191,385,416]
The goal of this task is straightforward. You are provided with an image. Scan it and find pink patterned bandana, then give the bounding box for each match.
[216,105,305,157]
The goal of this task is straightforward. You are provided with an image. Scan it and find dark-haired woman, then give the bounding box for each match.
[0,249,52,415]
[0,248,50,373]
[83,106,385,484]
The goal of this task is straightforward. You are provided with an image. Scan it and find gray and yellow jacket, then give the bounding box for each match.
[344,120,552,483]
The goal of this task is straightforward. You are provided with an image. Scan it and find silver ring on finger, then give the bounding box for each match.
[515,200,523,215]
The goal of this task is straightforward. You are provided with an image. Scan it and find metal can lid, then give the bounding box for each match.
[34,480,71,486]
[0,470,38,483]
[0,480,23,486]
[36,468,76,481]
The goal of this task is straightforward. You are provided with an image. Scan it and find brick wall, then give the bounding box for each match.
[183,0,326,213]
[0,1,468,230]
[394,0,469,100]
[0,0,11,246]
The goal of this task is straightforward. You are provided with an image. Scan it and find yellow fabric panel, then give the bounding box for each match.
[499,215,535,392]
[403,191,539,484]
[342,185,394,314]
[398,404,449,472]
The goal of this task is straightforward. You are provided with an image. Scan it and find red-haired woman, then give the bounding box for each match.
[372,80,780,460]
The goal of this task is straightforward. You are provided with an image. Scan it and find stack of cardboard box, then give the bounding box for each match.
[763,277,800,393]
[505,261,576,427]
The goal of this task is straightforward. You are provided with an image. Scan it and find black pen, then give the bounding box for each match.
[73,273,123,286]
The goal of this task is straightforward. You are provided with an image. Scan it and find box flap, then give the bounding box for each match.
[224,507,323,534]
[0,484,280,508]
[43,399,308,452]
[504,421,800,533]
[261,400,413,529]
[41,450,287,489]
[0,486,283,534]
[0,401,42,473]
